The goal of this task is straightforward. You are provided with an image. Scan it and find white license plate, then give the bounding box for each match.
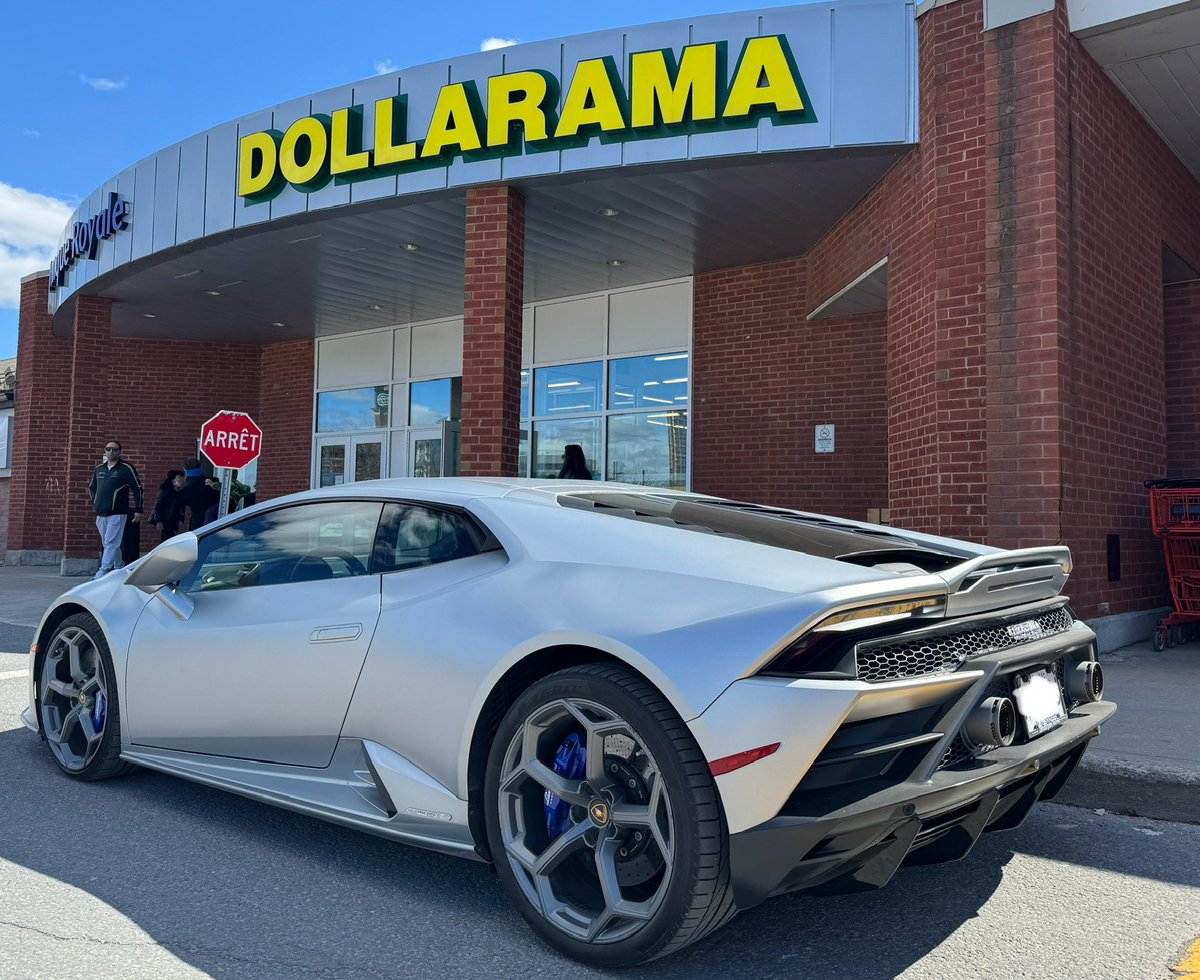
[1012,668,1067,738]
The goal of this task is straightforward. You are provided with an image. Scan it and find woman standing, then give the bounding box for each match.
[557,444,593,480]
[150,469,184,539]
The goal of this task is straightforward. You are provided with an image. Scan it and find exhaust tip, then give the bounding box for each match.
[965,696,1017,750]
[1068,661,1103,702]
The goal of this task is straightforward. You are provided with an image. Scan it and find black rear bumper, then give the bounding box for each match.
[727,700,1116,910]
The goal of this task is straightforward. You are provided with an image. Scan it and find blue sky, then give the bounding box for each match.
[0,0,799,359]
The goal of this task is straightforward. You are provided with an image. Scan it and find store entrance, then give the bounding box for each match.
[316,434,386,487]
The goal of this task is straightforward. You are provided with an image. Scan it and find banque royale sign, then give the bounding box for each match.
[49,192,130,291]
[237,36,815,203]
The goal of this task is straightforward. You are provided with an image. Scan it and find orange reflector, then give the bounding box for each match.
[709,742,781,777]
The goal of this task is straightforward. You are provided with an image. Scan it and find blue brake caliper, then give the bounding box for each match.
[93,691,106,732]
[545,732,586,840]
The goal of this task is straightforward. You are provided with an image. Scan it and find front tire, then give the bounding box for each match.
[37,613,133,780]
[483,664,735,966]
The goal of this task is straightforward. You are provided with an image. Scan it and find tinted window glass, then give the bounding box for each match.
[531,418,601,479]
[608,352,688,410]
[375,504,482,572]
[606,410,687,488]
[317,387,390,432]
[410,377,462,425]
[534,362,602,416]
[183,501,382,591]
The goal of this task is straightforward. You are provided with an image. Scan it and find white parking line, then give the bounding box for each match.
[0,670,27,681]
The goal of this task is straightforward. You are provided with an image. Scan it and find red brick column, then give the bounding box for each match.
[61,296,117,572]
[256,339,315,500]
[461,186,524,477]
[6,274,73,563]
[1165,281,1200,476]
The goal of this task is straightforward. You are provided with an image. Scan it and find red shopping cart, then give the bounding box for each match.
[1144,478,1200,650]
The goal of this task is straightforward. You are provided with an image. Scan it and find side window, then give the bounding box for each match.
[182,501,383,592]
[374,503,482,573]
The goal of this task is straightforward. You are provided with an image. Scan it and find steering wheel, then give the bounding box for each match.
[288,547,368,582]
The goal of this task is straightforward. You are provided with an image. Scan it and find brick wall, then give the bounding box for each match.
[61,296,264,562]
[1165,280,1200,477]
[693,257,889,519]
[8,275,73,555]
[1055,16,1200,616]
[0,478,9,555]
[461,186,524,477]
[256,340,314,501]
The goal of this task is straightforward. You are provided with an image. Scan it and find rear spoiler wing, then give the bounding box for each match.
[940,547,1072,617]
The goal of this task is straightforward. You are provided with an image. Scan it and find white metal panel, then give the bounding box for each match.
[534,295,607,362]
[608,282,691,354]
[392,326,411,379]
[522,307,534,366]
[317,330,395,388]
[411,317,464,377]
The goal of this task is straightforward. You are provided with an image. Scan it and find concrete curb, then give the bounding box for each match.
[1057,757,1200,825]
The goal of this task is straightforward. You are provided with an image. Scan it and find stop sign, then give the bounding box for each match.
[200,410,263,470]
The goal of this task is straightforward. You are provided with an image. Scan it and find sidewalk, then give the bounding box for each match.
[1,564,1197,823]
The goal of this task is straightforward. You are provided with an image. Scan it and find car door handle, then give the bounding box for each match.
[310,624,363,643]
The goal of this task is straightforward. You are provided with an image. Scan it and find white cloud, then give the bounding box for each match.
[80,74,127,91]
[375,59,397,75]
[480,37,520,51]
[22,128,39,138]
[0,182,74,309]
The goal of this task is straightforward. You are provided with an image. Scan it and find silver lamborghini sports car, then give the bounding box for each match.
[22,479,1114,965]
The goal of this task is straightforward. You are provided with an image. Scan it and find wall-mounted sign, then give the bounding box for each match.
[238,35,815,203]
[815,424,835,453]
[48,192,130,291]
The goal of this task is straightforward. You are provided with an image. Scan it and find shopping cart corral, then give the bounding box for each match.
[1144,478,1200,650]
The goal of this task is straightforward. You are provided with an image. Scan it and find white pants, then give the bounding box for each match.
[95,514,128,577]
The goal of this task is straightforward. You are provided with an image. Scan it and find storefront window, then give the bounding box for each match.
[316,386,390,432]
[410,377,462,425]
[607,411,688,489]
[531,419,601,479]
[608,353,689,410]
[535,362,602,416]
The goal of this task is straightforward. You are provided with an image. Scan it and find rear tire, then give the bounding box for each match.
[483,663,735,966]
[37,613,134,781]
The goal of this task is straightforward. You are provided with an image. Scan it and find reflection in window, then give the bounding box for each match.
[531,418,601,479]
[607,411,688,489]
[375,504,480,571]
[410,377,462,426]
[183,501,383,591]
[535,362,602,416]
[317,387,390,432]
[608,353,689,410]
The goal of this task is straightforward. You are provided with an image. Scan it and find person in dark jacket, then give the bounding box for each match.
[175,458,219,531]
[149,470,184,539]
[558,443,593,480]
[88,439,143,578]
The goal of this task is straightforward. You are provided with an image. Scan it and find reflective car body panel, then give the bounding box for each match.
[24,478,1112,911]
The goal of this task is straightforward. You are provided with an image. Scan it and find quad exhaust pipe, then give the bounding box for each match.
[964,696,1017,749]
[1067,660,1104,703]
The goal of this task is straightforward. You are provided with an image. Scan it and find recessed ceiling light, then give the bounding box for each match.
[205,290,221,296]
[607,259,624,267]
[401,243,419,252]
[288,233,324,245]
[172,270,202,279]
[217,280,245,289]
[142,313,157,319]
[271,321,286,327]
[598,207,620,217]
[369,304,384,311]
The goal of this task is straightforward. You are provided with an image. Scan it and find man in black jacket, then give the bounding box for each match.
[88,439,143,578]
[175,457,219,531]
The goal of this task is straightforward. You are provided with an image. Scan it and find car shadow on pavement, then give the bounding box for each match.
[0,725,1128,980]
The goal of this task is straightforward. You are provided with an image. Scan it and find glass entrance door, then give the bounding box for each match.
[316,435,385,486]
[408,427,442,477]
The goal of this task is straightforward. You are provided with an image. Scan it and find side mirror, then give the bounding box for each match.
[125,533,199,592]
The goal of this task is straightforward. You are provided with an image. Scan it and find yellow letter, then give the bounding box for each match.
[373,97,418,167]
[421,82,484,158]
[723,36,805,120]
[279,116,331,188]
[331,107,372,177]
[486,70,552,149]
[238,130,281,199]
[630,44,718,128]
[554,58,627,139]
